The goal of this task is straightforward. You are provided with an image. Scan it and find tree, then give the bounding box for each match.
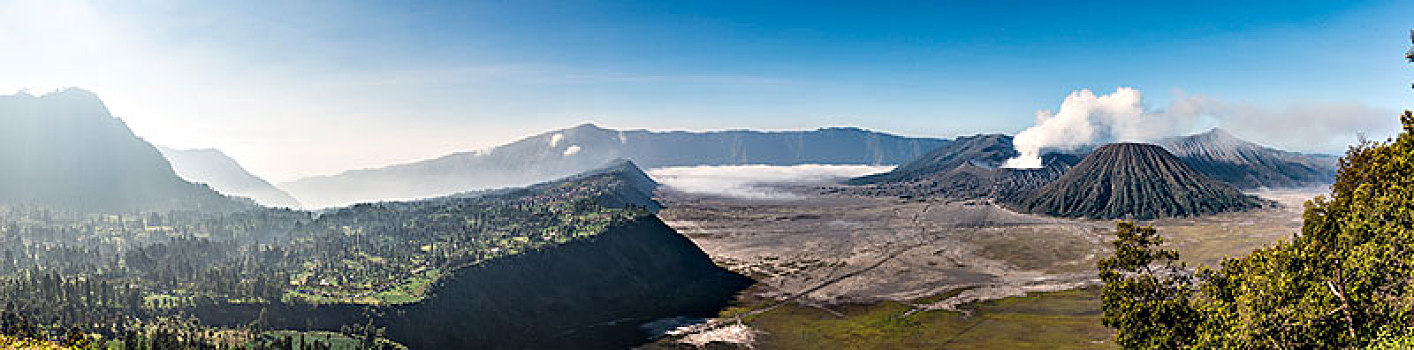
[1100,32,1414,348]
[1098,222,1198,349]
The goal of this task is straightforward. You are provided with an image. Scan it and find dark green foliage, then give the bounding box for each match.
[1098,222,1198,349]
[1099,112,1414,348]
[0,160,671,347]
[1192,111,1414,348]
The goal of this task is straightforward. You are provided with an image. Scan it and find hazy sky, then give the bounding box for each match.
[3,0,1411,182]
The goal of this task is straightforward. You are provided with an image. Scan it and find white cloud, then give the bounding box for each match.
[1004,87,1161,168]
[550,133,564,147]
[648,164,893,199]
[1171,96,1399,154]
[562,145,581,156]
[1004,87,1399,167]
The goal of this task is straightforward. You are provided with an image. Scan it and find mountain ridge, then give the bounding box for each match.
[0,88,247,213]
[157,146,303,208]
[841,134,1080,201]
[281,123,950,208]
[1157,128,1337,188]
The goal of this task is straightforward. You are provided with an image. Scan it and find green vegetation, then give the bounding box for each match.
[0,166,653,347]
[1096,222,1196,348]
[1098,37,1414,348]
[254,330,406,350]
[369,268,439,305]
[730,288,1112,349]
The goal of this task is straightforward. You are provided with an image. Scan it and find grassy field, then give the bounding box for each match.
[740,288,1113,349]
[372,268,441,304]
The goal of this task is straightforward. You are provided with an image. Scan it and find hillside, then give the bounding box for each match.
[384,215,750,348]
[157,146,303,208]
[849,134,1016,185]
[1015,143,1269,220]
[282,123,949,208]
[216,160,744,347]
[0,158,748,348]
[1157,128,1337,188]
[843,134,1080,201]
[0,89,246,213]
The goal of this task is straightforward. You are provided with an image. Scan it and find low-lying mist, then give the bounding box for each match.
[648,164,894,200]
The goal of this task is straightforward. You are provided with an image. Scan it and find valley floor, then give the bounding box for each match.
[654,179,1322,348]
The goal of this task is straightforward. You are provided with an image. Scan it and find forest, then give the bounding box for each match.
[0,168,652,348]
[1097,34,1414,349]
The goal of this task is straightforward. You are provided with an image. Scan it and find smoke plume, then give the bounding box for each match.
[1003,87,1177,168]
[1001,87,1393,168]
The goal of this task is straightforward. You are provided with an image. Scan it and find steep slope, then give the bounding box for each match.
[283,123,949,208]
[556,158,663,212]
[0,89,245,213]
[844,134,1080,201]
[1016,143,1269,220]
[849,134,1016,185]
[449,158,663,212]
[157,146,303,208]
[384,215,750,348]
[1158,128,1337,188]
[191,160,750,348]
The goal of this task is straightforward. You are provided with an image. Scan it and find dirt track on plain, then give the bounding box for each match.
[657,183,1318,309]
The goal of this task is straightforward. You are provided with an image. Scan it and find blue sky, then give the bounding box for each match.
[2,0,1411,181]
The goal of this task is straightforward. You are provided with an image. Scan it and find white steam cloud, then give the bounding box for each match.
[1167,96,1397,154]
[1002,87,1396,168]
[648,164,893,199]
[1004,87,1175,168]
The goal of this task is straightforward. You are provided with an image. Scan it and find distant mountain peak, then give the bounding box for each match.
[0,89,247,212]
[569,122,607,131]
[157,145,303,209]
[1158,128,1336,188]
[1185,127,1246,144]
[34,88,106,110]
[45,87,99,98]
